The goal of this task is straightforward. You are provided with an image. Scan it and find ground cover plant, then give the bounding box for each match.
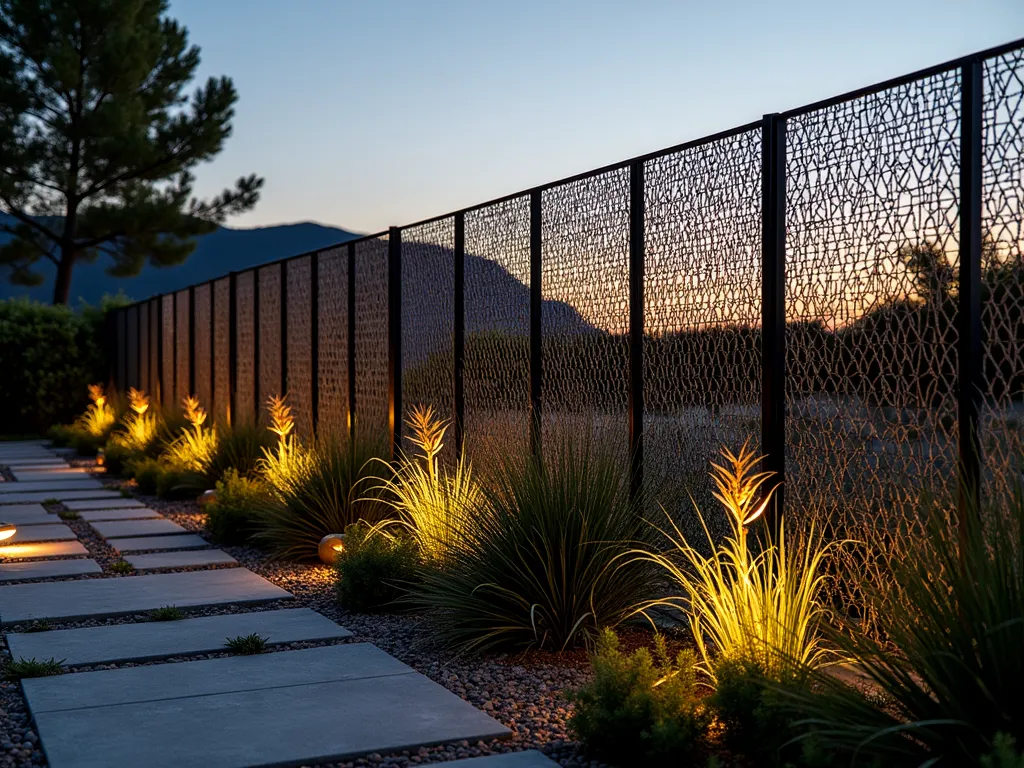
[409,439,656,653]
[205,468,272,545]
[3,657,64,681]
[225,633,268,655]
[334,522,419,612]
[149,606,185,621]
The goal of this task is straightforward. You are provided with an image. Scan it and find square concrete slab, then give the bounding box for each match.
[124,550,237,571]
[0,479,103,494]
[0,568,292,622]
[111,535,210,553]
[91,519,187,539]
[76,508,161,522]
[1,460,69,468]
[0,558,101,582]
[63,498,145,511]
[4,523,76,543]
[0,504,54,525]
[25,644,510,768]
[10,468,90,481]
[8,608,351,666]
[0,490,121,505]
[0,541,89,559]
[447,752,559,767]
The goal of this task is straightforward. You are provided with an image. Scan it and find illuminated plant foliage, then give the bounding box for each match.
[111,387,160,453]
[162,395,219,473]
[75,383,116,437]
[258,394,314,494]
[372,404,480,563]
[634,440,836,683]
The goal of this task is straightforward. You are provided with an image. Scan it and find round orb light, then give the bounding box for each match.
[198,489,218,508]
[318,533,346,565]
[0,521,17,542]
[95,448,105,468]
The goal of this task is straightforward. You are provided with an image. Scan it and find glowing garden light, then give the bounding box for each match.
[0,521,17,542]
[318,533,346,565]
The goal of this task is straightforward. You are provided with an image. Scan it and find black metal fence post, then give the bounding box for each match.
[188,286,196,397]
[388,227,403,460]
[253,269,261,421]
[454,212,466,459]
[280,260,289,399]
[761,113,787,528]
[310,252,320,436]
[348,242,357,444]
[228,274,238,426]
[959,59,984,519]
[628,159,645,503]
[530,190,543,458]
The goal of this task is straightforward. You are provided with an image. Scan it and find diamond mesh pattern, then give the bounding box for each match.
[116,310,127,391]
[354,236,390,443]
[213,278,231,423]
[193,284,212,411]
[258,264,282,422]
[287,256,314,438]
[403,218,455,459]
[174,290,191,403]
[785,68,962,530]
[127,307,140,389]
[541,169,630,457]
[139,302,150,393]
[235,271,256,423]
[982,50,1024,506]
[317,248,349,439]
[464,196,532,467]
[644,131,762,520]
[149,300,160,402]
[161,294,175,408]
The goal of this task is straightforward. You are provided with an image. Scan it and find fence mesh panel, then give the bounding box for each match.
[286,256,314,438]
[194,284,212,411]
[541,168,630,458]
[127,306,139,390]
[116,310,127,392]
[785,68,962,537]
[257,264,282,422]
[213,278,231,422]
[354,236,390,444]
[139,301,150,393]
[174,290,191,403]
[644,130,763,528]
[982,49,1024,509]
[317,247,349,439]
[402,218,455,459]
[464,196,532,469]
[161,294,175,408]
[235,271,256,423]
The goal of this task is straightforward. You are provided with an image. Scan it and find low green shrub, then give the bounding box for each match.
[334,522,419,612]
[252,434,390,561]
[57,509,80,520]
[787,480,1024,766]
[568,629,710,765]
[149,606,185,621]
[154,463,203,499]
[983,734,1024,768]
[225,633,268,655]
[206,469,272,545]
[108,560,133,574]
[47,423,75,447]
[408,441,656,653]
[132,457,163,495]
[101,437,136,476]
[3,657,64,681]
[206,421,275,482]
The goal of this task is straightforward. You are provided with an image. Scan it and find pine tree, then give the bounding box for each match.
[0,0,263,304]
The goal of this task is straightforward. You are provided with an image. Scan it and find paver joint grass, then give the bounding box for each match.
[3,657,64,681]
[108,560,134,574]
[148,606,185,621]
[57,509,80,520]
[225,633,269,655]
[23,621,53,633]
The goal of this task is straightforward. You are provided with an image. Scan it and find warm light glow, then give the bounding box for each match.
[96,449,105,467]
[128,387,150,415]
[318,533,346,564]
[0,543,53,557]
[0,522,17,542]
[182,395,208,428]
[162,394,218,472]
[78,383,116,437]
[259,394,313,493]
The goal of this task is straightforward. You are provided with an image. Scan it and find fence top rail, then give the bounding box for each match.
[110,35,1024,318]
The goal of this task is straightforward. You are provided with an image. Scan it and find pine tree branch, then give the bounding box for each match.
[0,195,60,241]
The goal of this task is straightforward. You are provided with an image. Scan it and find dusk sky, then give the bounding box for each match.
[169,0,1024,236]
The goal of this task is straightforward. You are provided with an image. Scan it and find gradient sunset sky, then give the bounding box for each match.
[169,0,1023,235]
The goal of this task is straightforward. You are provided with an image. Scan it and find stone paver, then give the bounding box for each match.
[25,644,510,768]
[0,504,54,525]
[63,498,145,511]
[0,479,104,494]
[76,507,161,522]
[91,519,187,539]
[0,541,89,559]
[1,459,69,468]
[112,535,210,553]
[8,608,351,666]
[447,752,559,767]
[0,558,101,582]
[10,468,90,481]
[124,549,237,571]
[4,523,76,543]
[0,490,122,505]
[0,568,291,622]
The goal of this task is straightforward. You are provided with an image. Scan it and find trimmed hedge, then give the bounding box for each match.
[0,296,128,434]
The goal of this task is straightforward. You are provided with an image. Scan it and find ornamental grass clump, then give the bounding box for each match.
[252,434,390,561]
[162,395,219,473]
[104,388,161,474]
[409,440,656,653]
[632,440,836,684]
[258,394,314,494]
[785,479,1024,766]
[77,383,116,437]
[372,405,480,564]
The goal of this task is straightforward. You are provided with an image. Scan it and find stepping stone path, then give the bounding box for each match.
[0,441,522,767]
[91,518,188,539]
[111,534,211,553]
